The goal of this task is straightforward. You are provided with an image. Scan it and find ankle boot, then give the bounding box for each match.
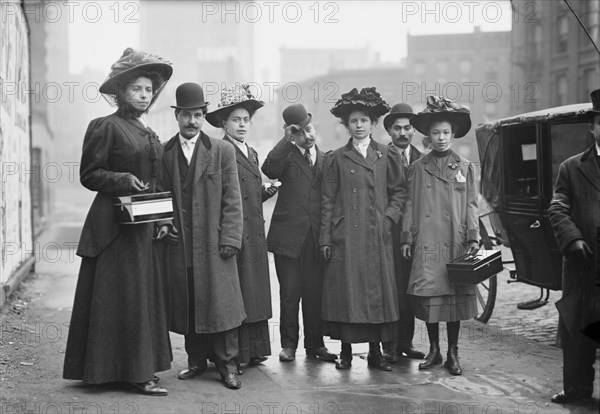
[418,342,442,370]
[444,345,462,375]
[335,343,352,370]
[367,343,391,371]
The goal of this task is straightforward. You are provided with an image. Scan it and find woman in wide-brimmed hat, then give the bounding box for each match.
[400,96,480,376]
[63,48,173,396]
[207,84,277,369]
[319,87,407,371]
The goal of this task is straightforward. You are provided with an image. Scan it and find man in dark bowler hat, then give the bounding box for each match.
[157,82,246,389]
[262,104,337,363]
[549,88,600,404]
[381,103,426,362]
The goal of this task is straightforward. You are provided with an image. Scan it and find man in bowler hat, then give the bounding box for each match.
[157,82,246,389]
[549,88,600,404]
[381,103,426,362]
[262,104,337,363]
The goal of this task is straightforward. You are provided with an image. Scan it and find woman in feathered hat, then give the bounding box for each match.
[319,87,407,371]
[206,84,277,369]
[63,48,173,396]
[400,96,480,376]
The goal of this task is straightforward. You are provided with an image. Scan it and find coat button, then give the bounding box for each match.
[350,169,355,174]
[258,213,263,219]
[246,235,250,239]
[353,224,358,228]
[244,195,248,200]
[369,205,374,209]
[244,216,248,220]
[259,233,264,238]
[424,244,429,249]
[352,188,357,193]
[242,176,247,181]
[425,213,430,217]
[353,205,358,210]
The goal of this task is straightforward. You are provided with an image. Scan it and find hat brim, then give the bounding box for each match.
[284,113,312,130]
[411,112,471,138]
[383,112,414,131]
[99,62,173,95]
[170,102,210,110]
[206,99,264,128]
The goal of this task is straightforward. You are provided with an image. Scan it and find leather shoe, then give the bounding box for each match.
[129,380,168,396]
[236,364,243,375]
[551,390,592,404]
[367,352,392,371]
[221,372,241,390]
[335,357,352,370]
[382,350,399,363]
[418,345,442,370]
[249,356,268,365]
[178,361,208,380]
[400,347,426,360]
[279,347,296,362]
[306,347,337,362]
[444,345,462,375]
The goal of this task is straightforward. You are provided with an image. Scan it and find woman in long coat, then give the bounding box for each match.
[206,84,278,367]
[319,87,406,371]
[400,96,480,376]
[63,48,173,395]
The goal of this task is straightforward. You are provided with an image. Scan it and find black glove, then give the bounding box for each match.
[320,245,332,262]
[219,245,238,260]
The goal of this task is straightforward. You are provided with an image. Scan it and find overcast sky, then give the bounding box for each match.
[68,1,513,78]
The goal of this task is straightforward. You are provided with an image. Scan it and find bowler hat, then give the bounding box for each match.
[383,103,415,131]
[282,104,312,130]
[206,84,264,128]
[99,48,172,96]
[411,96,471,138]
[590,88,600,115]
[171,82,209,109]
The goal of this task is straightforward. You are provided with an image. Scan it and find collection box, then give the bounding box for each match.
[447,249,503,285]
[114,191,173,224]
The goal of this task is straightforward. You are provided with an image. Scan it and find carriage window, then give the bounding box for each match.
[550,122,593,185]
[503,124,538,197]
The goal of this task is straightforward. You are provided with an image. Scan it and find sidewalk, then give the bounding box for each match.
[0,186,598,413]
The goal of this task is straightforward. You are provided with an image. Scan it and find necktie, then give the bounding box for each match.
[182,140,194,164]
[304,149,313,166]
[401,150,409,168]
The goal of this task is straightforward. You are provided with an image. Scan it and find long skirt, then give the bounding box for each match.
[323,321,396,343]
[410,294,477,323]
[237,320,271,363]
[63,225,172,384]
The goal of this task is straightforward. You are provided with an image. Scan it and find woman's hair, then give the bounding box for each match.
[339,107,379,128]
[114,70,165,117]
[428,119,458,135]
[218,105,256,126]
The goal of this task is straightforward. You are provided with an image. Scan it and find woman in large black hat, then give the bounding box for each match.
[63,48,173,395]
[319,87,406,371]
[400,96,480,375]
[206,84,277,368]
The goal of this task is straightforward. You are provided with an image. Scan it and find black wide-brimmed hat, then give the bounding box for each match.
[99,48,172,100]
[330,87,390,120]
[590,88,600,116]
[282,104,312,130]
[383,103,415,130]
[206,84,264,128]
[411,96,471,138]
[171,82,209,109]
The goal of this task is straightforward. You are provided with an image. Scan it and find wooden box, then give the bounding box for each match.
[447,249,502,285]
[114,191,173,224]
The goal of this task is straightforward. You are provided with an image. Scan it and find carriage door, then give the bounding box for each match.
[500,123,561,290]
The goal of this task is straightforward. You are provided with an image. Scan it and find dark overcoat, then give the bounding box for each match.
[400,150,480,297]
[161,132,247,335]
[262,138,324,258]
[319,139,406,323]
[223,135,272,322]
[549,145,600,335]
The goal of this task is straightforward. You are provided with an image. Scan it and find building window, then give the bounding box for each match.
[556,15,569,53]
[556,75,568,106]
[584,0,599,47]
[414,61,425,76]
[533,24,543,60]
[436,60,448,76]
[582,67,599,101]
[459,59,471,75]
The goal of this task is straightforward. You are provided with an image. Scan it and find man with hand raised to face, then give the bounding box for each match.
[159,82,246,390]
[262,104,337,364]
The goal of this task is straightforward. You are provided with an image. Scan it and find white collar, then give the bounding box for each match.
[596,142,600,156]
[179,132,199,146]
[296,143,316,157]
[352,137,370,148]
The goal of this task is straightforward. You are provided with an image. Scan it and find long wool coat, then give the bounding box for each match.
[549,145,600,336]
[400,150,479,297]
[223,135,272,323]
[63,113,171,384]
[319,139,406,323]
[161,132,246,335]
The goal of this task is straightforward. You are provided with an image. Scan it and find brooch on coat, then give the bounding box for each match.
[376,150,383,159]
[448,162,459,170]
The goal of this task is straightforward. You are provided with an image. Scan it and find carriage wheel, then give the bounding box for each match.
[475,275,497,323]
[475,217,500,323]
